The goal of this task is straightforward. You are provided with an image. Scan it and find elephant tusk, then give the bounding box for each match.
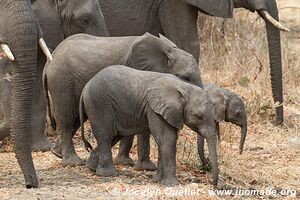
[1,44,15,61]
[39,38,53,61]
[258,10,290,32]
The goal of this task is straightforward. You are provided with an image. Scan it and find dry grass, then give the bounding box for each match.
[1,3,299,200]
[166,8,300,199]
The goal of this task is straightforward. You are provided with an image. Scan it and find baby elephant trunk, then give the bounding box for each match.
[204,132,219,186]
[239,123,247,155]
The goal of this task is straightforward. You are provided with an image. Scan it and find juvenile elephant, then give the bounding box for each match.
[79,65,218,186]
[198,83,247,166]
[98,0,289,124]
[43,33,203,167]
[0,0,109,151]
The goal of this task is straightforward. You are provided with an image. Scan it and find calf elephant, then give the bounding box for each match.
[198,83,247,166]
[43,33,203,167]
[0,0,52,188]
[98,0,289,124]
[79,65,218,186]
[0,0,109,151]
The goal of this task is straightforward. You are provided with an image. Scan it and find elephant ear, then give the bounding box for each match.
[183,0,234,18]
[128,33,168,71]
[147,76,186,130]
[204,84,228,122]
[32,0,64,51]
[159,34,177,48]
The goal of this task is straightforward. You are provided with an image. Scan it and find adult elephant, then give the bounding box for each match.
[99,0,288,124]
[0,0,52,188]
[97,0,289,168]
[0,0,109,151]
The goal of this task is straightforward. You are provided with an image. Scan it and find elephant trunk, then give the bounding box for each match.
[239,123,247,154]
[196,134,208,166]
[8,6,38,188]
[206,133,219,186]
[258,0,284,124]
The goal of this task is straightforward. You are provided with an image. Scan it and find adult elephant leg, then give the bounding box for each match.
[0,81,12,141]
[0,122,10,141]
[135,132,156,171]
[51,125,78,159]
[31,56,52,151]
[59,123,85,167]
[159,1,199,62]
[114,135,135,166]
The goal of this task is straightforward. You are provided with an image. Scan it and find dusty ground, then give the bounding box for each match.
[0,1,299,199]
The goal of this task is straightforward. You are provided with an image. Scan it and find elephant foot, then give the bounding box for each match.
[62,154,85,167]
[114,155,135,166]
[135,160,156,171]
[86,153,98,171]
[51,143,62,158]
[160,176,179,187]
[152,174,163,183]
[31,138,52,152]
[96,166,118,177]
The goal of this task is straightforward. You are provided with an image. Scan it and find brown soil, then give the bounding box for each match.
[0,0,299,199]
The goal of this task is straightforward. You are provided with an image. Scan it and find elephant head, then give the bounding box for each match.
[0,0,52,188]
[204,84,247,154]
[147,78,218,186]
[127,33,203,88]
[33,0,109,50]
[185,0,289,124]
[225,93,247,154]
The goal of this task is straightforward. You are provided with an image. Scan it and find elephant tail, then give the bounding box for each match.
[79,93,93,152]
[43,73,56,131]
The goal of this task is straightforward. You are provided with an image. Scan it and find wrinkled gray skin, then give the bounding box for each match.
[0,0,43,188]
[99,0,286,125]
[44,33,203,167]
[99,0,286,170]
[198,83,247,166]
[0,0,109,151]
[79,66,218,187]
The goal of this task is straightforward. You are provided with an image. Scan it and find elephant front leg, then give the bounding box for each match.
[152,148,163,183]
[135,132,156,171]
[159,130,179,186]
[114,135,135,166]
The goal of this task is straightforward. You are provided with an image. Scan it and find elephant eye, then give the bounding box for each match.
[80,17,91,26]
[196,114,203,120]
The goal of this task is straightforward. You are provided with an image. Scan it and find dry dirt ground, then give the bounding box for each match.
[0,1,299,199]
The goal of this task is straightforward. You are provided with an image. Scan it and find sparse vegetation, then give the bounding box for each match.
[0,1,299,199]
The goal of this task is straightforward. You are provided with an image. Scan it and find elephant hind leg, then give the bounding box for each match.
[134,132,156,171]
[114,135,135,166]
[92,123,117,177]
[58,124,85,167]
